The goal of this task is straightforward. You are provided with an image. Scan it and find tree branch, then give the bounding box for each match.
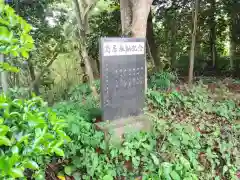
[28,52,58,91]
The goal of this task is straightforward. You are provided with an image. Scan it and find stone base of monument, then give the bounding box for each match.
[95,114,152,143]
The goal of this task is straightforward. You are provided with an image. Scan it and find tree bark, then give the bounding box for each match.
[119,0,153,92]
[120,0,132,35]
[170,14,177,69]
[164,12,170,62]
[28,59,40,95]
[229,3,237,70]
[0,54,8,94]
[147,10,161,71]
[29,52,58,92]
[188,0,199,84]
[130,0,153,37]
[73,0,97,96]
[209,0,217,68]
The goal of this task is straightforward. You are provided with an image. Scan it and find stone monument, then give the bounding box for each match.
[97,37,151,141]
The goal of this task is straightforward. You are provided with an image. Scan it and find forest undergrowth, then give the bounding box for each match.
[0,72,239,180]
[50,72,240,180]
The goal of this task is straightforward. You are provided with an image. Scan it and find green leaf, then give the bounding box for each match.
[150,153,159,165]
[18,134,30,144]
[132,156,140,167]
[35,171,45,180]
[53,147,65,157]
[11,146,19,154]
[10,168,24,178]
[0,125,9,136]
[64,166,73,176]
[161,162,173,177]
[223,165,228,175]
[170,170,181,180]
[180,156,191,170]
[102,175,113,180]
[23,160,39,170]
[0,157,10,172]
[56,130,71,142]
[168,135,180,146]
[181,133,190,145]
[21,50,29,59]
[0,136,11,146]
[72,172,81,180]
[0,26,10,42]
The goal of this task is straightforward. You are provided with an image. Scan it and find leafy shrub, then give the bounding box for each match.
[0,2,34,57]
[148,71,178,91]
[7,87,30,100]
[53,95,101,123]
[68,80,100,101]
[0,94,70,179]
[147,83,240,122]
[60,116,239,179]
[55,78,239,179]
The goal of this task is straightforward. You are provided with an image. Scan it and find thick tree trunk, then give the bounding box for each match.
[130,0,153,37]
[120,0,153,92]
[0,54,8,94]
[120,0,132,35]
[131,0,153,91]
[188,0,199,84]
[147,10,161,71]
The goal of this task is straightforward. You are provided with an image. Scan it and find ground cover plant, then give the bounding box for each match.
[0,94,70,179]
[51,73,240,180]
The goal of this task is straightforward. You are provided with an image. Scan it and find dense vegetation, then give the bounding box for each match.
[52,76,240,180]
[0,0,239,179]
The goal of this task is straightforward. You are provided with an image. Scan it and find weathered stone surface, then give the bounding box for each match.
[95,114,152,143]
[99,37,146,121]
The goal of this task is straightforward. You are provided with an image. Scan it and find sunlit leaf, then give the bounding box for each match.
[10,168,24,178]
[23,160,39,170]
[0,136,11,146]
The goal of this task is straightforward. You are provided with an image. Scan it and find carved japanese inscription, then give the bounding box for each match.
[100,37,146,121]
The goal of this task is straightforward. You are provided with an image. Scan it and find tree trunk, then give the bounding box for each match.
[29,52,58,92]
[195,1,201,57]
[73,0,97,96]
[120,0,132,35]
[147,10,161,71]
[170,14,177,69]
[0,54,8,94]
[229,4,236,70]
[90,56,99,78]
[188,0,199,84]
[209,0,217,68]
[28,59,40,95]
[119,0,153,92]
[131,0,153,91]
[130,0,153,37]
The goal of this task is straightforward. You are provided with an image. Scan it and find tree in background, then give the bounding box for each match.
[189,0,199,83]
[73,0,98,96]
[1,0,240,100]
